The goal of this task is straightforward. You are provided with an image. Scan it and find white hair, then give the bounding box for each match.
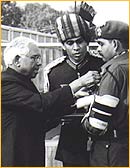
[4,36,38,68]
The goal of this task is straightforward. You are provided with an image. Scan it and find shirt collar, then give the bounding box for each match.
[101,51,128,75]
[66,53,90,70]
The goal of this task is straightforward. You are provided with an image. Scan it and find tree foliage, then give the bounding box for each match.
[1,1,22,27]
[21,3,65,33]
[1,1,71,33]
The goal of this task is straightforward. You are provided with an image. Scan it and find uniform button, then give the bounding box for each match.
[61,122,65,126]
[106,144,109,148]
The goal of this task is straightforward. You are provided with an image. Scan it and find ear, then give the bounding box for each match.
[112,39,119,51]
[14,55,21,67]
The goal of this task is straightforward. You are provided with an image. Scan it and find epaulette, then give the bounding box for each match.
[44,56,66,93]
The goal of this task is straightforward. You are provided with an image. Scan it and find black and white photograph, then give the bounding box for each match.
[1,1,129,167]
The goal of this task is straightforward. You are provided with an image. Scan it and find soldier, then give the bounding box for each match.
[44,12,103,166]
[81,20,129,166]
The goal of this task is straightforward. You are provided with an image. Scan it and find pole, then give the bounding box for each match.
[74,1,76,13]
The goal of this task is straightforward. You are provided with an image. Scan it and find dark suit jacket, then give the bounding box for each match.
[2,68,74,166]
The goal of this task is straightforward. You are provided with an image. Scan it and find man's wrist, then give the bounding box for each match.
[61,84,76,98]
[69,79,82,94]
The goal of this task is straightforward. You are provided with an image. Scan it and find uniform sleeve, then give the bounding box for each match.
[98,65,123,97]
[82,65,125,136]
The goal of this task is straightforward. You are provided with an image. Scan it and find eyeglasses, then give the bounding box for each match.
[30,55,42,62]
[19,54,42,63]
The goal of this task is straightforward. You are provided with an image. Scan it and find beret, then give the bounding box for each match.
[96,20,128,43]
[55,13,90,43]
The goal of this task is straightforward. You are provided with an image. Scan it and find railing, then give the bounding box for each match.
[2,25,59,43]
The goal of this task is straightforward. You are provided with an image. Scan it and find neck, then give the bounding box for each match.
[66,57,88,70]
[68,58,82,65]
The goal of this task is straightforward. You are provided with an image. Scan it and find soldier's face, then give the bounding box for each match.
[64,36,88,64]
[96,38,116,62]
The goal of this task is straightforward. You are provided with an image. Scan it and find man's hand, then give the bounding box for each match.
[69,71,101,94]
[74,87,90,98]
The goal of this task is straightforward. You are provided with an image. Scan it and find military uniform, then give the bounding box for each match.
[44,53,103,166]
[86,20,129,167]
[90,52,128,166]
